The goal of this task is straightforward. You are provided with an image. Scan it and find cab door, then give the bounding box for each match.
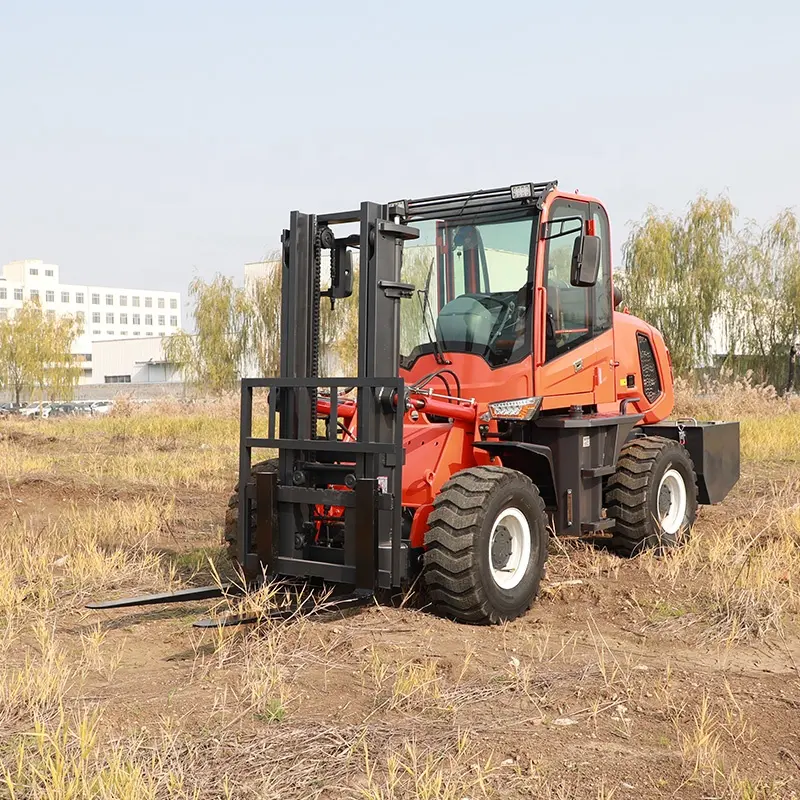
[534,197,615,406]
[588,201,616,405]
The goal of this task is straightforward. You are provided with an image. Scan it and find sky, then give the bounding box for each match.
[1,0,799,295]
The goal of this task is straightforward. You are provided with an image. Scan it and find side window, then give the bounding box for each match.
[591,204,612,333]
[544,201,592,362]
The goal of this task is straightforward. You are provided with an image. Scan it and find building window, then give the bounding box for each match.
[0,309,7,320]
[76,311,85,322]
[157,297,165,309]
[61,291,70,303]
[14,288,23,301]
[107,330,114,335]
[45,290,55,303]
[92,293,100,304]
[158,331,165,337]
[145,297,152,308]
[30,268,38,276]
[45,269,54,277]
[105,375,132,384]
[46,310,55,321]
[92,312,101,324]
[134,331,140,336]
[147,332,153,336]
[119,295,127,306]
[170,315,177,326]
[30,289,39,300]
[120,331,127,336]
[120,313,128,324]
[133,313,140,325]
[132,296,140,307]
[0,288,6,300]
[157,314,165,326]
[92,329,101,335]
[76,292,84,304]
[170,298,177,310]
[145,314,153,326]
[106,313,114,324]
[106,293,114,305]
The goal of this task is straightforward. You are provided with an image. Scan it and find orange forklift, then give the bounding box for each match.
[91,181,740,626]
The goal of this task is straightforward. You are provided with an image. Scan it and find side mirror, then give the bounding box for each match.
[570,234,601,287]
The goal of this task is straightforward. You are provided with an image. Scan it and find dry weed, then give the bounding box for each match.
[0,498,176,621]
[0,624,74,730]
[642,496,800,642]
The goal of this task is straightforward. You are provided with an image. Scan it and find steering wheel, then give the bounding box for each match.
[475,293,519,350]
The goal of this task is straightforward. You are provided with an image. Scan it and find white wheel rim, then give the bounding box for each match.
[657,468,687,535]
[488,507,531,590]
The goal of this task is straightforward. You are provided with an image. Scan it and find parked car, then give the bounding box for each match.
[90,401,114,415]
[19,402,52,418]
[49,402,79,417]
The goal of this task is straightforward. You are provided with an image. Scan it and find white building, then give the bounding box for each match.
[91,336,183,385]
[244,259,273,284]
[0,259,182,383]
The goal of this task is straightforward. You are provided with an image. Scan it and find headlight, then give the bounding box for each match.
[510,183,533,200]
[488,396,542,421]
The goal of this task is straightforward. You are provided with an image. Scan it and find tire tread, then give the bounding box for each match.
[423,466,547,624]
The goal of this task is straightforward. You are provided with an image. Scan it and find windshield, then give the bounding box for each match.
[399,215,535,368]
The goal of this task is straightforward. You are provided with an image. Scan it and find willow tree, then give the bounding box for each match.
[621,195,735,378]
[164,275,251,393]
[0,300,82,404]
[725,210,800,387]
[249,257,283,378]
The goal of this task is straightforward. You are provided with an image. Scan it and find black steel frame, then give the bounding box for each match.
[238,377,405,589]
[398,182,557,223]
[237,201,418,591]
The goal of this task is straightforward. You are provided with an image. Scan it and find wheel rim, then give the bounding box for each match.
[657,468,687,535]
[488,507,531,590]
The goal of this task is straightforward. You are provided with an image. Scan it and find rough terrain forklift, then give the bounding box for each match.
[90,181,739,626]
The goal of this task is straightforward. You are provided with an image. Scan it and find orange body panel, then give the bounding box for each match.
[597,311,674,423]
[393,191,676,545]
[331,190,675,547]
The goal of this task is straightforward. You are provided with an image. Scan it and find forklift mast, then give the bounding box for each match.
[237,203,419,593]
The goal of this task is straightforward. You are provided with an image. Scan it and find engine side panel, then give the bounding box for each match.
[600,311,674,424]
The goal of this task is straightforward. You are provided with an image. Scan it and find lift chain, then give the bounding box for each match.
[310,224,322,439]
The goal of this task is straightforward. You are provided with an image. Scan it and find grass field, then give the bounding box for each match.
[0,386,798,799]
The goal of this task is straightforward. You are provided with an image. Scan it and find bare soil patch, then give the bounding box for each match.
[1,414,798,799]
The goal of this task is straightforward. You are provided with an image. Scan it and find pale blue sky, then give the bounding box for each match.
[1,0,798,292]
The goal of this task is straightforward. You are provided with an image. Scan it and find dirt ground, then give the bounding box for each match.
[1,415,799,799]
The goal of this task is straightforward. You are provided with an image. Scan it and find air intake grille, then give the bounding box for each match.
[637,333,662,403]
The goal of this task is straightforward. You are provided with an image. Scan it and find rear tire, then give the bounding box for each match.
[224,458,278,579]
[423,466,549,624]
[605,436,698,556]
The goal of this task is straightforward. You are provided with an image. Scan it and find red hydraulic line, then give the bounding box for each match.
[411,396,476,423]
[316,397,356,419]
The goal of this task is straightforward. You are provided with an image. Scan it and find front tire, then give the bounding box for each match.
[224,458,278,579]
[605,436,698,556]
[423,466,549,624]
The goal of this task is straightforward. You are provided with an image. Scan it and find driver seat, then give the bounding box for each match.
[435,295,493,353]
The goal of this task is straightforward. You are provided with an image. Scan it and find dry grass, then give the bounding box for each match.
[640,491,800,642]
[0,498,176,626]
[0,396,799,798]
